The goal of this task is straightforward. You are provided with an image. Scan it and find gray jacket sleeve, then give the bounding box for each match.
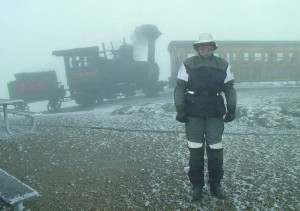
[223,63,237,112]
[224,80,237,112]
[174,62,188,112]
[174,79,187,112]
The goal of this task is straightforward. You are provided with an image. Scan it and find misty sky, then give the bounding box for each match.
[1,0,299,98]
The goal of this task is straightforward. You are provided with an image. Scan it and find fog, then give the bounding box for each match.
[1,0,300,98]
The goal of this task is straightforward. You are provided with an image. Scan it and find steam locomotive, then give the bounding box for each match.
[7,25,164,111]
[52,24,163,106]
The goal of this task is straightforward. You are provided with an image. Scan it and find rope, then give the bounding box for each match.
[36,124,299,136]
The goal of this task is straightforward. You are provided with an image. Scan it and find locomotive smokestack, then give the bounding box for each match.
[134,24,161,63]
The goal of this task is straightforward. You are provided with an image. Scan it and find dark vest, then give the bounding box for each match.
[184,55,228,117]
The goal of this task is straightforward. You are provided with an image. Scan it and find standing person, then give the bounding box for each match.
[174,33,237,201]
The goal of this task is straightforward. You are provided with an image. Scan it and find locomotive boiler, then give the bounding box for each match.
[52,25,162,106]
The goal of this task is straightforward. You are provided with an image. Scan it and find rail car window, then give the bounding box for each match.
[187,52,195,58]
[254,52,262,63]
[225,52,237,63]
[69,56,94,70]
[277,52,284,63]
[232,53,237,63]
[289,52,297,63]
[225,53,230,61]
[215,52,224,58]
[177,50,183,58]
[70,56,81,69]
[222,52,231,62]
[243,53,249,62]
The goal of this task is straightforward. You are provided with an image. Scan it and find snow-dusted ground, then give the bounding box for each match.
[0,84,300,210]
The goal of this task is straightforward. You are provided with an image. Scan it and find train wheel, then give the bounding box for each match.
[122,83,136,97]
[81,98,96,107]
[47,103,52,112]
[96,97,104,104]
[144,84,159,97]
[144,90,158,97]
[47,99,62,112]
[124,90,135,97]
[15,102,29,111]
[24,104,30,112]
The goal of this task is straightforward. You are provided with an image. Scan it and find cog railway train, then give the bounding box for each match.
[7,25,164,111]
[6,28,300,112]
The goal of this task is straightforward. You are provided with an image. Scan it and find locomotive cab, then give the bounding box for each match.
[52,45,136,105]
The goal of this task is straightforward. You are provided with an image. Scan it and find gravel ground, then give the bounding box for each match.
[0,85,300,210]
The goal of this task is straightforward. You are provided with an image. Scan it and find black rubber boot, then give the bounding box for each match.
[188,147,205,201]
[210,186,226,200]
[192,187,203,201]
[206,146,226,199]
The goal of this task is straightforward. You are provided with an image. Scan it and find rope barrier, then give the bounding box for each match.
[36,124,299,136]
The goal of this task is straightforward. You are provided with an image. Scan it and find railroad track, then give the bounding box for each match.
[43,89,173,114]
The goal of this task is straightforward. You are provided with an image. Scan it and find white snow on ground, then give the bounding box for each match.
[0,84,300,210]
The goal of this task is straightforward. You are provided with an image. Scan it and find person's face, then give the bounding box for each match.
[198,43,215,58]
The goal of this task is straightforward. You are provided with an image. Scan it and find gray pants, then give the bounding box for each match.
[185,116,225,188]
[185,116,224,149]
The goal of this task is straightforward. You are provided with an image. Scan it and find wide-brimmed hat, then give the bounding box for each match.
[193,33,219,51]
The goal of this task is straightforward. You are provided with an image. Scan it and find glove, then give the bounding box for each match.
[176,112,187,123]
[175,105,187,123]
[224,111,236,123]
